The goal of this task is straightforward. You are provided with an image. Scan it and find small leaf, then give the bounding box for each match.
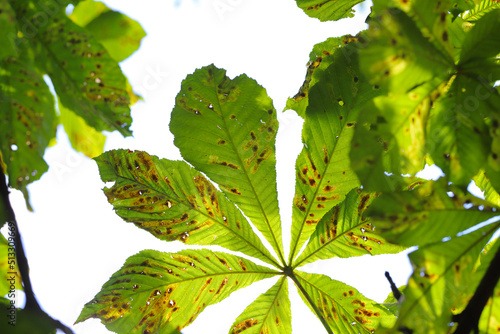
[288,40,381,262]
[170,64,285,264]
[230,277,291,334]
[366,180,499,247]
[394,222,500,333]
[294,271,396,333]
[59,99,106,158]
[95,149,278,266]
[294,0,364,22]
[293,189,403,268]
[77,249,278,333]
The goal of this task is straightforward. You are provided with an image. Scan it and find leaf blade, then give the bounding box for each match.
[95,149,278,267]
[294,189,403,268]
[77,249,278,333]
[229,277,291,334]
[170,64,284,264]
[288,41,381,263]
[294,0,364,22]
[294,271,396,333]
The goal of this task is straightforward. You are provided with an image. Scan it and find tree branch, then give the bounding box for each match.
[452,244,500,334]
[0,168,74,334]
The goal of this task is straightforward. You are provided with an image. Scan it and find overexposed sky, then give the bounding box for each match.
[4,1,416,333]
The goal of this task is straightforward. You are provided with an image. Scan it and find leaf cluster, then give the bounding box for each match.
[0,0,144,210]
[78,0,500,333]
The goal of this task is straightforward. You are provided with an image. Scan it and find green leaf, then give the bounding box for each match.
[170,64,284,264]
[288,41,382,262]
[11,1,133,136]
[427,75,492,185]
[462,0,500,22]
[360,7,452,94]
[294,271,396,333]
[476,238,500,332]
[285,35,359,117]
[0,48,57,209]
[351,77,449,187]
[0,233,22,297]
[77,249,278,333]
[294,0,364,22]
[59,99,106,158]
[0,1,17,60]
[394,222,500,334]
[373,0,457,61]
[79,6,146,62]
[95,149,278,267]
[229,277,291,334]
[460,8,500,63]
[473,170,500,206]
[293,189,403,268]
[366,180,499,247]
[69,0,109,27]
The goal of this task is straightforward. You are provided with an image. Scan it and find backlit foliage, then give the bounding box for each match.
[77,0,500,333]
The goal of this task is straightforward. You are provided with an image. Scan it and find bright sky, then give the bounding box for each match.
[4,1,417,333]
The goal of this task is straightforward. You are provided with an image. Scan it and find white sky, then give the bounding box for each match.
[4,0,416,333]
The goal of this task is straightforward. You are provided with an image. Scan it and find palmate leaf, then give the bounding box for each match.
[365,180,499,247]
[293,189,403,268]
[170,65,285,264]
[9,0,133,137]
[294,271,396,333]
[394,222,500,334]
[288,39,382,263]
[285,35,359,118]
[229,277,291,334]
[95,149,278,267]
[0,45,57,208]
[294,0,365,22]
[354,2,500,188]
[77,249,278,333]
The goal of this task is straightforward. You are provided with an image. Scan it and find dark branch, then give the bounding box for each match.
[452,245,500,334]
[0,168,74,334]
[385,271,403,301]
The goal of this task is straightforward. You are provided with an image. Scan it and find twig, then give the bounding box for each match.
[452,245,500,334]
[385,271,403,301]
[0,168,74,334]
